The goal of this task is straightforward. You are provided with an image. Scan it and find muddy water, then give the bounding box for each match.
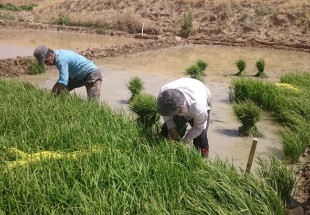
[0,28,139,59]
[13,44,310,171]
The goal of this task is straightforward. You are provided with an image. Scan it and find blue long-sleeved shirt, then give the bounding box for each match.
[54,50,97,85]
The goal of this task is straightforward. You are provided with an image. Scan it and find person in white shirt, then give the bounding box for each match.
[157,77,212,157]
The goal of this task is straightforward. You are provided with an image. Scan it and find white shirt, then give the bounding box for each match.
[159,78,211,142]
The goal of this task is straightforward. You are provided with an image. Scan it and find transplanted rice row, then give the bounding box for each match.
[230,72,310,163]
[0,78,287,214]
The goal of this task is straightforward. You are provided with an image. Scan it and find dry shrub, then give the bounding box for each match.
[177,0,207,7]
[280,0,310,10]
[116,13,143,34]
[212,0,233,17]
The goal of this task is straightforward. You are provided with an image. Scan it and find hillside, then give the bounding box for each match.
[0,0,309,52]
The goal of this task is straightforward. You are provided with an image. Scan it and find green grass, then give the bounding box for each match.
[28,60,45,75]
[128,92,160,137]
[256,157,296,202]
[233,100,262,137]
[255,58,267,78]
[0,3,36,11]
[127,76,144,101]
[230,72,310,163]
[180,11,193,38]
[235,59,246,76]
[0,78,286,214]
[185,59,208,81]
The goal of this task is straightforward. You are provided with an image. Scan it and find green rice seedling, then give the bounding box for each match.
[185,60,208,81]
[235,59,246,76]
[185,65,202,81]
[129,92,160,136]
[230,78,280,111]
[255,58,267,78]
[127,76,144,102]
[28,59,45,75]
[230,73,310,163]
[0,78,286,214]
[233,100,262,137]
[281,128,306,163]
[280,72,310,90]
[196,59,208,76]
[256,156,296,203]
[180,11,193,38]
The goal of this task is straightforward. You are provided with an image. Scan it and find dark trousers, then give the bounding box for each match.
[161,112,210,153]
[67,69,102,100]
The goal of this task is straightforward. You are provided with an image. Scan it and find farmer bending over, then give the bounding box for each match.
[33,45,102,101]
[157,77,212,157]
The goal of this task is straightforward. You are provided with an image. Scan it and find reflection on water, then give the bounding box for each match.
[0,28,139,59]
[96,45,310,80]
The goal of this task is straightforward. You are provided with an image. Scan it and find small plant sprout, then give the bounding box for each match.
[28,59,45,75]
[233,100,262,137]
[196,59,208,76]
[255,58,267,78]
[235,59,246,76]
[129,92,161,136]
[185,65,201,81]
[180,11,193,38]
[57,12,70,26]
[127,76,144,101]
[185,59,208,81]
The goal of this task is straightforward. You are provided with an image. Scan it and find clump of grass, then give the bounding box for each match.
[57,13,70,26]
[281,129,304,163]
[229,78,280,111]
[127,76,144,102]
[256,156,296,203]
[185,59,208,81]
[28,60,45,75]
[235,59,246,76]
[196,59,208,73]
[129,92,160,135]
[255,58,267,78]
[233,100,262,137]
[180,11,193,38]
[0,3,36,11]
[230,73,310,163]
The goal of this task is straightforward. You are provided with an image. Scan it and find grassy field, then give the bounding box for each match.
[0,78,293,214]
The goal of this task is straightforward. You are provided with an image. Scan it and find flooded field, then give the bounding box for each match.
[2,29,310,170]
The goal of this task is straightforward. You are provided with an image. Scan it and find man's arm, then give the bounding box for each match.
[183,110,208,143]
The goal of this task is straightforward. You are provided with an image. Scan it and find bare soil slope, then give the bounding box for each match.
[0,0,310,77]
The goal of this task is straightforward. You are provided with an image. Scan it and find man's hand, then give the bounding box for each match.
[168,128,180,141]
[52,83,67,95]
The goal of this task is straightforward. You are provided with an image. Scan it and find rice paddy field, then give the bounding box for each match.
[1,70,310,214]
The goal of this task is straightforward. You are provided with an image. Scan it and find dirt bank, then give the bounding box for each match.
[0,0,309,77]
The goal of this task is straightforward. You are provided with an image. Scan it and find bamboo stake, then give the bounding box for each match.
[246,138,258,173]
[142,20,145,37]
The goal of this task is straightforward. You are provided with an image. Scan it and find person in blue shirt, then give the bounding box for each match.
[33,45,102,101]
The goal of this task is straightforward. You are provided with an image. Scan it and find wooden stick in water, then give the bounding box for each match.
[246,138,258,173]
